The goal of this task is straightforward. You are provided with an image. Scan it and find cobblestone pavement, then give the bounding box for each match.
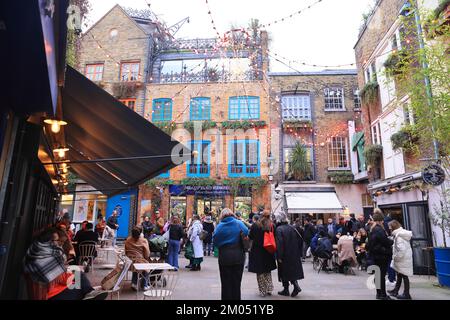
[87,251,450,300]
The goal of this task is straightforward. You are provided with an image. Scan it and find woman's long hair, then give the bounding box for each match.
[257,211,272,231]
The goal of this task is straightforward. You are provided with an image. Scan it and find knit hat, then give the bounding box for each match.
[373,212,385,222]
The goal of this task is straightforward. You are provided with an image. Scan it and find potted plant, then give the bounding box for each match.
[431,190,450,287]
[289,142,312,181]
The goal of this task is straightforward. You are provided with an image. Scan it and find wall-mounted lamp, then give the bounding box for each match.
[44,119,67,133]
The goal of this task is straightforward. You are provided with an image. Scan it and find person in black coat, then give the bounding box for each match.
[202,215,215,256]
[73,223,99,271]
[303,218,316,258]
[366,209,394,300]
[275,212,304,297]
[248,212,277,297]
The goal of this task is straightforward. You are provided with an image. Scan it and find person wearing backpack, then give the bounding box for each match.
[274,212,304,297]
[202,215,215,256]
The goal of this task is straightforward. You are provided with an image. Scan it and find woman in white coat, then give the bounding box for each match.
[188,215,204,271]
[388,220,413,300]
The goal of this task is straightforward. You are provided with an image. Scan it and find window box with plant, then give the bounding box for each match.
[112,81,141,99]
[223,178,267,196]
[153,121,177,135]
[363,144,383,172]
[327,171,354,184]
[359,81,379,106]
[390,125,419,153]
[282,119,312,129]
[183,120,217,132]
[383,49,411,78]
[180,177,216,186]
[222,120,266,130]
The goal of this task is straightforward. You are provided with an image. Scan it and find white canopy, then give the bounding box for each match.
[285,192,344,214]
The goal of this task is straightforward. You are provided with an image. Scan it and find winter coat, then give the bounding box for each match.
[337,235,357,267]
[188,220,204,258]
[202,221,215,244]
[367,224,393,262]
[213,217,249,266]
[303,223,316,244]
[248,222,277,274]
[275,223,304,282]
[391,227,413,276]
[125,236,150,263]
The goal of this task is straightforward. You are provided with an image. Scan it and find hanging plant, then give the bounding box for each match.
[363,144,383,167]
[327,171,354,184]
[390,126,419,152]
[383,50,410,78]
[112,81,141,99]
[288,142,312,181]
[183,120,217,132]
[360,81,379,105]
[222,120,266,130]
[153,121,177,135]
[283,119,312,128]
[145,178,174,190]
[223,178,267,196]
[180,178,216,186]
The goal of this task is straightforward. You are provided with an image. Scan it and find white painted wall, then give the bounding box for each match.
[380,108,405,178]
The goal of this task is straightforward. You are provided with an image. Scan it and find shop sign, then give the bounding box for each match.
[170,185,232,196]
[422,164,446,186]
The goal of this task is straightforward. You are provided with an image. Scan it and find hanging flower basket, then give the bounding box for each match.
[363,144,383,167]
[360,81,379,105]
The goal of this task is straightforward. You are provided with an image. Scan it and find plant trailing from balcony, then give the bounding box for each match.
[289,142,311,181]
[222,120,266,130]
[223,178,267,196]
[145,178,174,189]
[153,121,177,135]
[363,144,383,167]
[112,81,141,99]
[283,119,312,129]
[327,171,354,184]
[180,178,216,186]
[183,121,217,132]
[390,125,419,153]
[383,49,411,78]
[360,81,379,105]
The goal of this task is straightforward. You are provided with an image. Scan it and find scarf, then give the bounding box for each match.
[23,241,66,284]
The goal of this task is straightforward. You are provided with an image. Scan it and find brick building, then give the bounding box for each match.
[269,71,367,222]
[354,0,448,274]
[78,5,272,225]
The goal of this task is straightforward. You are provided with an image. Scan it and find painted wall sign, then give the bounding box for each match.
[422,164,445,186]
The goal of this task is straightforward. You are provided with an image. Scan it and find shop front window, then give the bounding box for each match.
[234,197,252,221]
[170,196,187,225]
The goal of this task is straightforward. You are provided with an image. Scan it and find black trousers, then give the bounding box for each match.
[49,273,93,300]
[374,259,388,296]
[219,264,244,300]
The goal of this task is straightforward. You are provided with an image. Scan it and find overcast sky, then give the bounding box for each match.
[85,0,375,72]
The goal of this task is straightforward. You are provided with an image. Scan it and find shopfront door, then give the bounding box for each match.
[196,198,224,218]
[404,202,433,275]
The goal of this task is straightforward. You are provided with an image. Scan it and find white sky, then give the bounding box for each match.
[85,0,375,72]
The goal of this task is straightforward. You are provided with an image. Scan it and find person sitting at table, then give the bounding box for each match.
[125,225,150,291]
[354,228,368,270]
[55,224,76,265]
[24,227,108,300]
[73,223,99,272]
[337,233,357,274]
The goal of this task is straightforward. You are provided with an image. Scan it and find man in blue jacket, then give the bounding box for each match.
[213,208,249,300]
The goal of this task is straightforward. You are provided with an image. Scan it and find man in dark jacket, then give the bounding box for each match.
[303,218,316,258]
[73,223,99,271]
[366,209,394,300]
[202,215,215,256]
[142,216,154,239]
[275,212,304,297]
[106,210,119,246]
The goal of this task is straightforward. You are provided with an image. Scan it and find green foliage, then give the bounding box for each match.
[390,126,419,153]
[66,171,78,191]
[383,50,411,78]
[363,144,383,166]
[431,187,450,247]
[289,142,311,181]
[112,82,140,99]
[283,119,312,128]
[180,178,216,186]
[327,171,354,184]
[360,81,379,105]
[223,178,267,196]
[183,121,217,132]
[145,178,174,189]
[207,67,220,82]
[153,121,177,135]
[222,120,266,130]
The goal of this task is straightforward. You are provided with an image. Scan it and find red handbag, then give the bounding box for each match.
[263,224,277,254]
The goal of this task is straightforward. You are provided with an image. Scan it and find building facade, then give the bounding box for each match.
[354,0,449,274]
[269,71,368,222]
[78,5,272,225]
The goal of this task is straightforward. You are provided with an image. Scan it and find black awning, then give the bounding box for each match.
[62,66,187,195]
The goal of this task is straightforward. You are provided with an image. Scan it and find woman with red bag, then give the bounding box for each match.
[248,211,277,297]
[274,212,304,297]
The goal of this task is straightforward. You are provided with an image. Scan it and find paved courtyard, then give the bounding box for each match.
[87,251,450,300]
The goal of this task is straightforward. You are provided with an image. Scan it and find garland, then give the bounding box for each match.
[327,171,354,184]
[221,120,267,130]
[153,121,177,135]
[180,177,216,186]
[183,120,217,132]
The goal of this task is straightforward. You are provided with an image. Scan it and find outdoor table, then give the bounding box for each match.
[96,246,117,269]
[132,263,175,297]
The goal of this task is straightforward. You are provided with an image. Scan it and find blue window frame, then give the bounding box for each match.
[228,96,260,120]
[190,97,211,120]
[152,98,172,121]
[157,171,170,178]
[187,140,210,177]
[228,140,260,177]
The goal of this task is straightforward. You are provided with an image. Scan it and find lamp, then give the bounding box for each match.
[44,119,67,133]
[53,146,69,158]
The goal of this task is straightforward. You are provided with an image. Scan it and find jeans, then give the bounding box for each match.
[131,271,149,288]
[387,259,396,282]
[204,242,213,255]
[167,239,181,269]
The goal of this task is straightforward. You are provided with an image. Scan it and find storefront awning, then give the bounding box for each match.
[62,66,188,196]
[285,191,344,214]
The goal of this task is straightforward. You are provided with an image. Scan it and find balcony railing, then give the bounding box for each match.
[188,164,209,175]
[230,164,259,175]
[160,37,261,51]
[160,70,259,84]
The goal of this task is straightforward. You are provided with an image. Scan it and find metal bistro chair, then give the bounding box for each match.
[125,248,147,282]
[94,255,132,300]
[143,271,178,300]
[78,241,97,273]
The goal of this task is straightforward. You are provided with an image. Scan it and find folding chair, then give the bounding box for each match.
[78,241,97,273]
[143,271,178,300]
